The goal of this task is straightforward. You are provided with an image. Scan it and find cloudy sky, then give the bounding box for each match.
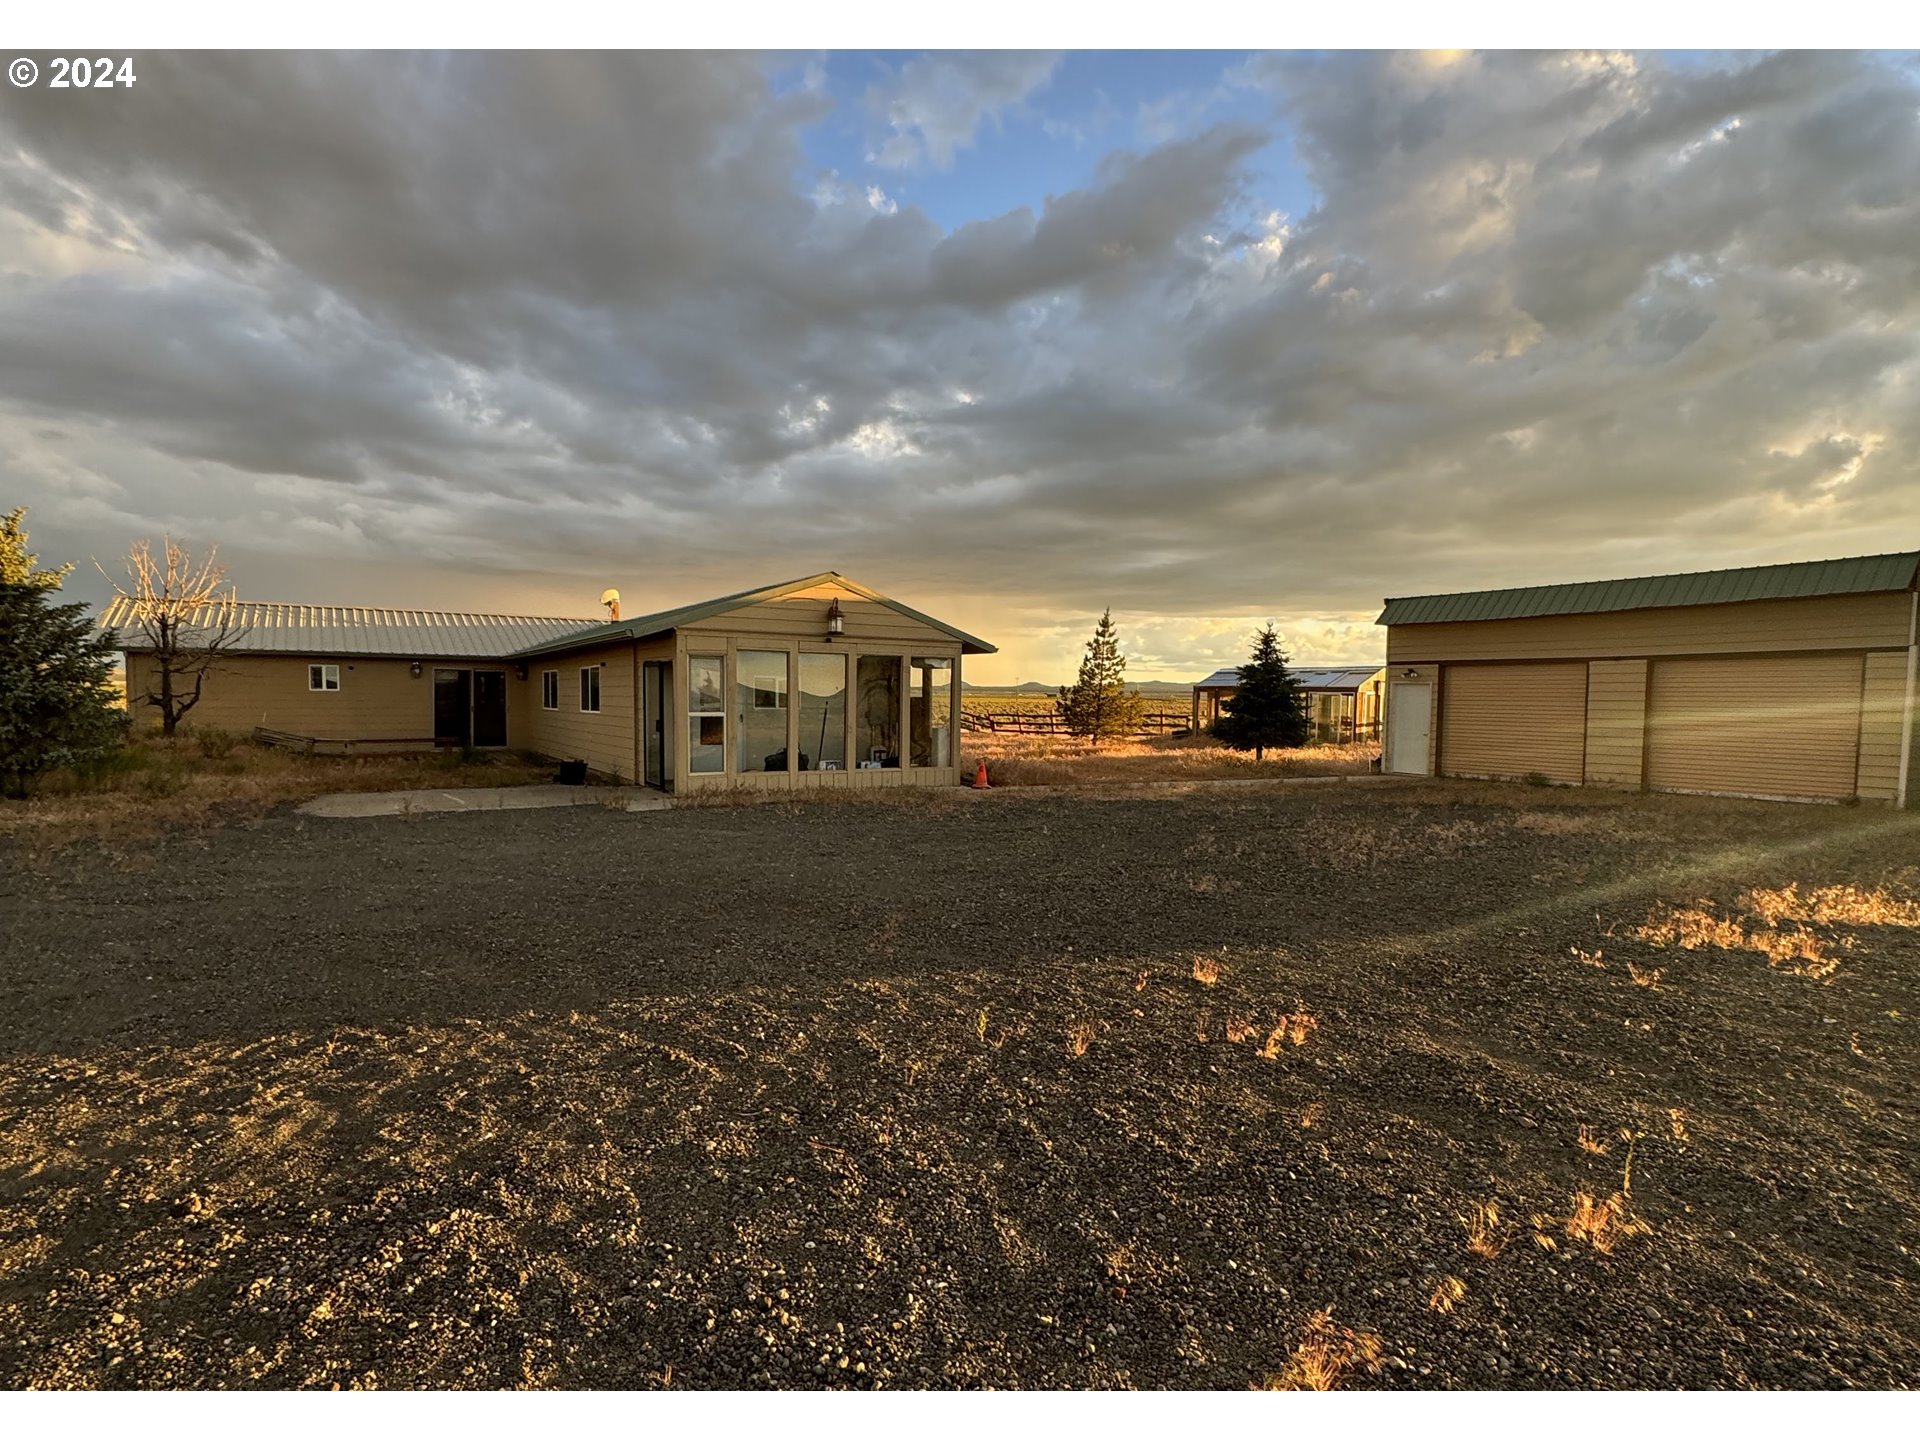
[2,49,1917,682]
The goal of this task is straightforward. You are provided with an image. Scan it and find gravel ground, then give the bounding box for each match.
[1,781,1916,1390]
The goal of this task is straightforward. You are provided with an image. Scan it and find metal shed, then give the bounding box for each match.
[1190,664,1386,743]
[1376,551,1920,805]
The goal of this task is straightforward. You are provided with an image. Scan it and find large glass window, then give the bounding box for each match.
[910,657,954,768]
[738,649,790,773]
[689,654,725,774]
[799,653,847,772]
[856,655,901,769]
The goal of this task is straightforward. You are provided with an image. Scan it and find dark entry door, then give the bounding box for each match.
[472,671,508,748]
[433,669,470,748]
[644,660,671,788]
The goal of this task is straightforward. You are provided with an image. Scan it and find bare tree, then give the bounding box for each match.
[100,537,249,737]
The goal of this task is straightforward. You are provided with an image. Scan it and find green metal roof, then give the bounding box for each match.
[509,571,997,658]
[1377,551,1920,627]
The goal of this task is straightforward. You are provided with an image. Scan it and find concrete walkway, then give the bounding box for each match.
[298,784,671,818]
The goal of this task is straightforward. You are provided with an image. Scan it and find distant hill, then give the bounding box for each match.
[964,679,1194,697]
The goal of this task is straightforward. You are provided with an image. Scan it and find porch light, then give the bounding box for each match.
[826,598,844,639]
[410,661,422,678]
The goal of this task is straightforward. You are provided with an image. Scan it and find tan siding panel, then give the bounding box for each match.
[1583,658,1648,787]
[1856,652,1908,802]
[521,642,637,778]
[124,653,509,743]
[1646,654,1863,800]
[1388,593,1910,663]
[1440,663,1587,783]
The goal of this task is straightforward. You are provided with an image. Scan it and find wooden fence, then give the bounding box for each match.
[959,709,1191,737]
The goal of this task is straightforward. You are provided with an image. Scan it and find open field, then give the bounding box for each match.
[1,783,1917,1389]
[0,734,553,854]
[962,731,1378,786]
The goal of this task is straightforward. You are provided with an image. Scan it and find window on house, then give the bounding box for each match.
[579,665,601,713]
[856,654,901,768]
[799,653,847,771]
[910,657,953,767]
[689,654,724,773]
[738,649,790,772]
[542,670,559,710]
[308,664,340,691]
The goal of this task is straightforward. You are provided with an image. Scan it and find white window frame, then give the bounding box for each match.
[308,663,340,692]
[579,665,602,714]
[542,669,559,710]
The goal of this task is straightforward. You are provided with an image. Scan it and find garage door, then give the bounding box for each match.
[1646,654,1864,800]
[1440,663,1587,783]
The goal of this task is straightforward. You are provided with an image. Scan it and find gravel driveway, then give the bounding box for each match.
[2,783,1916,1388]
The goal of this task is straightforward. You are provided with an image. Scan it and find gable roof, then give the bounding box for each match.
[99,597,595,659]
[1377,551,1920,627]
[1195,665,1384,690]
[508,571,997,657]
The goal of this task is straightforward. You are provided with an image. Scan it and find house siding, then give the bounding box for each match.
[520,640,646,781]
[123,652,489,742]
[1858,651,1909,803]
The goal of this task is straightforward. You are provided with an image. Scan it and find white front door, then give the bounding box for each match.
[1387,683,1432,775]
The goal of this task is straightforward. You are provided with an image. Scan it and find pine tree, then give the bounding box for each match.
[1056,608,1147,743]
[1210,624,1308,760]
[0,508,124,797]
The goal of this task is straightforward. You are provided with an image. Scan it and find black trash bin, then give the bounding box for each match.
[557,759,587,786]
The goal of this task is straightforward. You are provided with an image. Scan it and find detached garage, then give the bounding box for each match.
[1377,551,1919,805]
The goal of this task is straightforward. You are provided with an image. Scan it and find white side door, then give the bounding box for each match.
[1387,683,1432,775]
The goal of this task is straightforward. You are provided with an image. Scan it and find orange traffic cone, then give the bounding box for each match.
[972,759,990,790]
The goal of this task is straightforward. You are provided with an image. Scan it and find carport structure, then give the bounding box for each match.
[1376,551,1919,805]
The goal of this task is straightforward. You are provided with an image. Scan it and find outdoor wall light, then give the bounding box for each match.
[826,598,844,639]
[515,663,528,680]
[410,661,422,678]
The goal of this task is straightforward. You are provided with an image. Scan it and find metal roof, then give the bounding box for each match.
[99,597,597,659]
[508,570,997,657]
[1377,551,1920,626]
[1195,665,1384,690]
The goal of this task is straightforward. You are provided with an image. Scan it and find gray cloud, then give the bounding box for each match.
[1,50,1917,679]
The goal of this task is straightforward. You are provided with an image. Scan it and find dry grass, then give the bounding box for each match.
[1668,1108,1691,1146]
[1259,1010,1319,1058]
[1744,882,1920,929]
[1632,902,1843,980]
[1560,1192,1653,1254]
[1224,1015,1259,1045]
[0,732,552,853]
[1191,953,1225,987]
[1297,1102,1325,1129]
[1627,963,1665,990]
[1570,946,1608,968]
[1066,1021,1098,1058]
[961,731,1377,788]
[1259,1308,1385,1391]
[1577,1125,1611,1156]
[1461,1199,1507,1260]
[1427,1276,1468,1314]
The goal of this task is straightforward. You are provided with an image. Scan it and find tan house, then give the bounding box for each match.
[105,572,995,793]
[1377,551,1919,806]
[1190,665,1385,743]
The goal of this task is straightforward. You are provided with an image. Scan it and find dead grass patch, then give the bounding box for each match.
[961,732,1377,788]
[1427,1275,1467,1314]
[1259,1308,1385,1391]
[0,734,552,853]
[1577,1125,1610,1155]
[1461,1199,1507,1260]
[1559,1191,1653,1254]
[1259,1011,1319,1058]
[1744,882,1920,929]
[1191,953,1224,987]
[1632,902,1843,980]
